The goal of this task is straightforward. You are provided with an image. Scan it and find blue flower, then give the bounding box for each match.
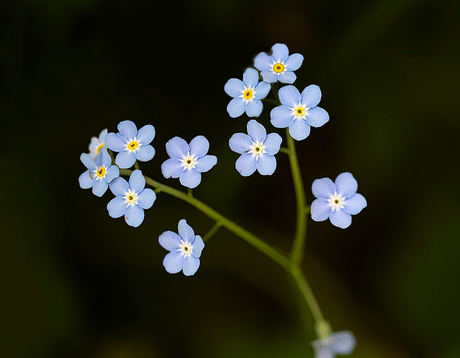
[161,135,217,189]
[229,119,282,177]
[311,331,357,358]
[88,128,108,159]
[224,68,271,118]
[107,169,156,227]
[105,120,155,168]
[254,43,304,84]
[79,148,119,197]
[159,219,205,276]
[311,172,367,229]
[270,85,329,141]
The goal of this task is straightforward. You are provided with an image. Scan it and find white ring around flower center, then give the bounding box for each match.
[126,137,141,153]
[271,60,286,74]
[123,189,139,206]
[290,103,310,120]
[249,141,266,157]
[240,86,255,103]
[327,192,346,212]
[178,240,193,257]
[94,166,106,180]
[180,154,197,170]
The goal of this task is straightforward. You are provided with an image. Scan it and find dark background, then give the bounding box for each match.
[1,0,459,357]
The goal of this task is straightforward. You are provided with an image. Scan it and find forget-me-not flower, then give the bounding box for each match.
[254,43,304,84]
[311,331,357,358]
[159,219,205,276]
[105,120,155,168]
[224,68,271,118]
[161,135,217,189]
[79,148,119,197]
[270,84,329,141]
[88,128,108,159]
[107,169,156,227]
[229,119,282,177]
[311,172,367,229]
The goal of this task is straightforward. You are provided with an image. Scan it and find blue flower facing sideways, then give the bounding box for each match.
[271,84,329,141]
[107,169,156,227]
[224,68,271,118]
[79,147,119,197]
[311,331,357,358]
[161,135,217,189]
[159,219,205,276]
[311,172,367,229]
[105,120,155,169]
[229,119,282,176]
[254,43,304,84]
[88,128,108,159]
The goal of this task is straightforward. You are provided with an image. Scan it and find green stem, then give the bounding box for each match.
[202,222,222,242]
[285,130,308,264]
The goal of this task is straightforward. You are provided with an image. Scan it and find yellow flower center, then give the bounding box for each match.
[127,140,139,152]
[95,166,106,179]
[273,62,285,73]
[123,189,138,206]
[96,143,105,154]
[243,88,254,100]
[292,104,309,119]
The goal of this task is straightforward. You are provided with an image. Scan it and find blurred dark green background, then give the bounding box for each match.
[1,0,459,357]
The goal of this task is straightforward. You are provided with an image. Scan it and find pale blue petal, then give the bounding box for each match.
[105,133,126,152]
[329,331,357,354]
[194,155,217,172]
[229,133,252,154]
[129,169,145,193]
[104,165,119,183]
[314,348,334,358]
[137,188,156,209]
[192,235,205,258]
[92,179,108,197]
[330,210,352,229]
[285,53,303,71]
[335,172,358,197]
[247,119,266,142]
[118,120,137,140]
[263,133,282,155]
[256,154,276,175]
[80,153,96,170]
[306,107,329,128]
[180,169,201,189]
[137,124,155,145]
[312,177,336,198]
[254,81,270,99]
[301,84,322,108]
[260,70,278,83]
[124,204,144,227]
[344,194,367,215]
[253,52,272,71]
[278,71,296,84]
[79,171,94,189]
[310,198,331,222]
[227,98,246,118]
[115,151,136,168]
[135,145,155,162]
[271,43,289,62]
[243,68,259,88]
[99,128,108,142]
[278,85,301,106]
[163,252,183,274]
[182,256,200,276]
[289,119,311,141]
[109,177,129,196]
[245,99,263,117]
[159,231,181,251]
[161,158,183,179]
[166,137,189,158]
[178,219,195,241]
[189,135,209,158]
[107,197,127,218]
[224,78,244,97]
[97,148,111,168]
[235,154,256,177]
[270,105,293,128]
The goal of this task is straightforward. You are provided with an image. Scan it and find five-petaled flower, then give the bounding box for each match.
[311,331,357,358]
[311,172,367,229]
[161,135,217,189]
[254,43,304,84]
[107,169,156,227]
[79,147,119,197]
[270,84,329,141]
[159,219,205,276]
[224,68,271,118]
[88,128,108,159]
[229,119,282,176]
[105,120,155,169]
